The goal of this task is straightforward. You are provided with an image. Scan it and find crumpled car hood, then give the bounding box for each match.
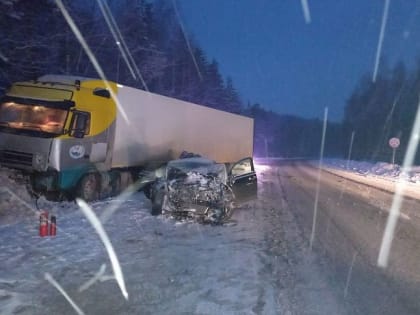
[166,171,225,213]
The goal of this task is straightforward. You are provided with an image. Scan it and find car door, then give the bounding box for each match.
[228,157,257,203]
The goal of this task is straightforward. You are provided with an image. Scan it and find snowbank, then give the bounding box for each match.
[323,159,420,183]
[0,167,36,224]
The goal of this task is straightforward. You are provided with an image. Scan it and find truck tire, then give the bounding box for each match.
[120,171,133,190]
[111,173,122,196]
[77,173,99,202]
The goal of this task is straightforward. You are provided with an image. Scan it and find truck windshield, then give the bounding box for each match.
[0,100,68,135]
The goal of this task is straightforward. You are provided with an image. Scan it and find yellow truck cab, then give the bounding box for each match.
[0,75,120,200]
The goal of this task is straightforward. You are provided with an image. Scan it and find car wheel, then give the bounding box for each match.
[151,189,164,216]
[221,185,235,222]
[142,182,152,199]
[221,204,235,222]
[77,173,99,202]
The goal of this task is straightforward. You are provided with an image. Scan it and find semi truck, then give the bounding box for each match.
[0,75,254,201]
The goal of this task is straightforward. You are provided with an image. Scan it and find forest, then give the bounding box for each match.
[1,0,419,163]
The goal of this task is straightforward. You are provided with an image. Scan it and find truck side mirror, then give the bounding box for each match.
[72,130,85,139]
[69,111,90,139]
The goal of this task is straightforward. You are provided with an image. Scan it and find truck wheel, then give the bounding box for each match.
[111,174,122,196]
[120,171,133,190]
[77,173,99,202]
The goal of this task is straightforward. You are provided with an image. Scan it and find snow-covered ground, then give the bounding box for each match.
[1,158,420,314]
[254,157,420,200]
[0,166,281,314]
[322,158,420,183]
[319,158,420,200]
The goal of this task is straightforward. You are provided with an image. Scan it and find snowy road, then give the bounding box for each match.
[276,161,420,315]
[2,161,420,314]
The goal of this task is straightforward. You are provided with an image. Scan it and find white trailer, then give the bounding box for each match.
[113,85,254,167]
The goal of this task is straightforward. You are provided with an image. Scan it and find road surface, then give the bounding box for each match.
[270,160,420,315]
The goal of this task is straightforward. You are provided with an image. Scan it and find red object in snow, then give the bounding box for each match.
[50,215,57,236]
[39,211,49,237]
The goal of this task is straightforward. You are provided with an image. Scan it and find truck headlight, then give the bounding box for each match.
[33,153,47,171]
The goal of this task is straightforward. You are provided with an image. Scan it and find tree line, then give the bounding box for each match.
[248,59,420,163]
[242,103,344,159]
[343,61,420,164]
[0,0,243,112]
[1,0,419,163]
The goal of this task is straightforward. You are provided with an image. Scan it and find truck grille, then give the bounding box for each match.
[0,150,33,167]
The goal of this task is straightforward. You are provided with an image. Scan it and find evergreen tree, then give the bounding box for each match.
[0,0,60,86]
[223,77,242,113]
[343,59,420,164]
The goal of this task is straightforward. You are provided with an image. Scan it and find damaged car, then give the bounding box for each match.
[149,157,257,224]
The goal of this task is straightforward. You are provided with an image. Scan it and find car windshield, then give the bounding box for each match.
[166,158,227,182]
[0,100,67,134]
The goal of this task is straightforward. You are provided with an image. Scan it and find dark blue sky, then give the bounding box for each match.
[177,0,420,122]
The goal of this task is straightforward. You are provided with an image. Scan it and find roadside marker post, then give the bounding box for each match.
[388,137,400,165]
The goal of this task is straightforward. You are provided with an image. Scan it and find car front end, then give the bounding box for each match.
[161,158,233,223]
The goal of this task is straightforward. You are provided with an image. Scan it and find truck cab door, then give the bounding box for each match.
[228,157,257,203]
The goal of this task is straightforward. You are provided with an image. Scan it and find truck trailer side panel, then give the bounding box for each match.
[112,85,254,167]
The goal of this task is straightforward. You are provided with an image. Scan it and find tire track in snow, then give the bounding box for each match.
[257,165,350,314]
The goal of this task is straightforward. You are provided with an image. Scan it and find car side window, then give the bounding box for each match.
[231,158,253,177]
